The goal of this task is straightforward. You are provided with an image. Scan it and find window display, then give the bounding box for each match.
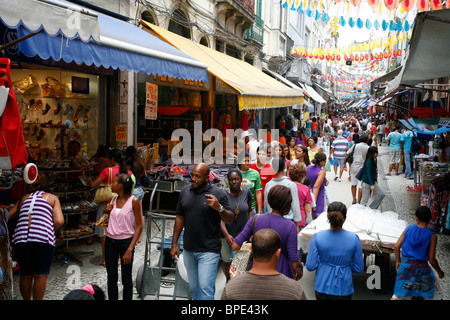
[12,68,99,161]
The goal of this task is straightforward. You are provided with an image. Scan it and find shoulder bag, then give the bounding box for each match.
[94,167,114,203]
[229,214,258,279]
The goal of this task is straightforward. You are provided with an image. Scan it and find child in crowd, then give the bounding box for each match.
[391,206,445,300]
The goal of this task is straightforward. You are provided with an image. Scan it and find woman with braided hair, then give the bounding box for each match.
[305,201,364,300]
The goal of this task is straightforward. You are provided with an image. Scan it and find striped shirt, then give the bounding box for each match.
[12,191,56,246]
[331,136,349,159]
[221,272,307,300]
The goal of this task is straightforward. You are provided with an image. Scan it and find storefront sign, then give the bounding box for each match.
[115,126,127,142]
[145,82,158,120]
[215,78,235,94]
[138,73,211,91]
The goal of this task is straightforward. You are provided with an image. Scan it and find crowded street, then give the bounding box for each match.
[0,0,449,305]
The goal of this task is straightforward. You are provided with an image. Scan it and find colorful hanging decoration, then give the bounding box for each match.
[430,0,444,10]
[401,0,415,12]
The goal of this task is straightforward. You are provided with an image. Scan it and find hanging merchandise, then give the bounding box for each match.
[0,58,28,170]
[416,0,430,11]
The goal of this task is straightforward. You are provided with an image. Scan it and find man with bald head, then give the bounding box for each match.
[171,163,233,300]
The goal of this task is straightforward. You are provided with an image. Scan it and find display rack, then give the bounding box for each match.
[36,167,97,266]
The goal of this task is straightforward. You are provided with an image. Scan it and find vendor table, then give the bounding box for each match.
[298,205,407,294]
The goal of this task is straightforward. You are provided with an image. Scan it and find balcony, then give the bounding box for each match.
[245,15,264,44]
[216,0,255,36]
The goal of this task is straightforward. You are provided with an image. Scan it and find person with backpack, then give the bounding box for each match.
[401,127,416,180]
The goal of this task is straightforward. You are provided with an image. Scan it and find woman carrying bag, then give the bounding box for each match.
[88,149,132,267]
[104,173,143,300]
[360,146,385,210]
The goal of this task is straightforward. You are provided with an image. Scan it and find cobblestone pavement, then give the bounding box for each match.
[11,144,449,300]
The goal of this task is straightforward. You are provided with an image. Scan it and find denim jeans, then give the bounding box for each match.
[132,186,145,202]
[361,182,385,209]
[105,236,134,300]
[404,152,413,178]
[183,250,220,300]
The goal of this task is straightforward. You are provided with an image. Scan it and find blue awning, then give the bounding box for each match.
[6,5,208,81]
[400,118,450,135]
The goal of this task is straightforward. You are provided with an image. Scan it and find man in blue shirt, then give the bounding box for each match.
[401,127,415,180]
[386,124,403,176]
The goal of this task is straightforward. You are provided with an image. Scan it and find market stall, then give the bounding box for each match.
[299,205,408,294]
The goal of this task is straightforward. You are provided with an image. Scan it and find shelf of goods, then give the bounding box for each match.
[418,161,450,190]
[35,165,98,265]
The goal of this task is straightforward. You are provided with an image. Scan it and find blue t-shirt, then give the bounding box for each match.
[387,132,402,150]
[400,131,414,153]
[402,224,434,261]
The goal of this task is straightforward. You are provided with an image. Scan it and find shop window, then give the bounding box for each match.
[12,67,99,162]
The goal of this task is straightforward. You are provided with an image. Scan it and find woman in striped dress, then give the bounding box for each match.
[9,190,64,300]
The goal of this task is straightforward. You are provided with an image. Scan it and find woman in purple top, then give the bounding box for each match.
[232,185,303,280]
[306,152,328,219]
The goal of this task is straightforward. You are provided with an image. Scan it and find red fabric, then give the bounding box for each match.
[240,112,249,131]
[157,106,193,116]
[0,58,28,169]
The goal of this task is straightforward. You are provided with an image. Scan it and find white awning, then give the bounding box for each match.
[0,0,100,42]
[385,9,450,95]
[263,68,304,92]
[299,83,327,104]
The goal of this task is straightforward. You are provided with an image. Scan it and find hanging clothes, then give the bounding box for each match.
[0,58,28,169]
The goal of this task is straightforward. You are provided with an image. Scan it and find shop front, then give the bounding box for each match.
[0,0,208,277]
[139,20,304,165]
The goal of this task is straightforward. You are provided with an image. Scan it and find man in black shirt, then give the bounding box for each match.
[171,163,233,300]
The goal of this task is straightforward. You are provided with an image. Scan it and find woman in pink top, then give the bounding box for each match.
[88,149,133,266]
[103,173,143,300]
[288,163,312,229]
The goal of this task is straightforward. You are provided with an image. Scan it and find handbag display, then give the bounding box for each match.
[229,214,258,279]
[93,167,114,203]
[12,74,39,95]
[41,76,67,98]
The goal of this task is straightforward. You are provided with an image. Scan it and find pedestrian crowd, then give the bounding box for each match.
[171,112,445,301]
[0,112,446,301]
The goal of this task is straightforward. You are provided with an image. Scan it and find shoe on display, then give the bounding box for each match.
[42,103,51,115]
[30,124,39,136]
[63,103,73,115]
[64,119,74,129]
[36,128,46,140]
[53,103,61,115]
[34,99,42,111]
[41,120,53,128]
[73,105,83,122]
[27,99,35,110]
